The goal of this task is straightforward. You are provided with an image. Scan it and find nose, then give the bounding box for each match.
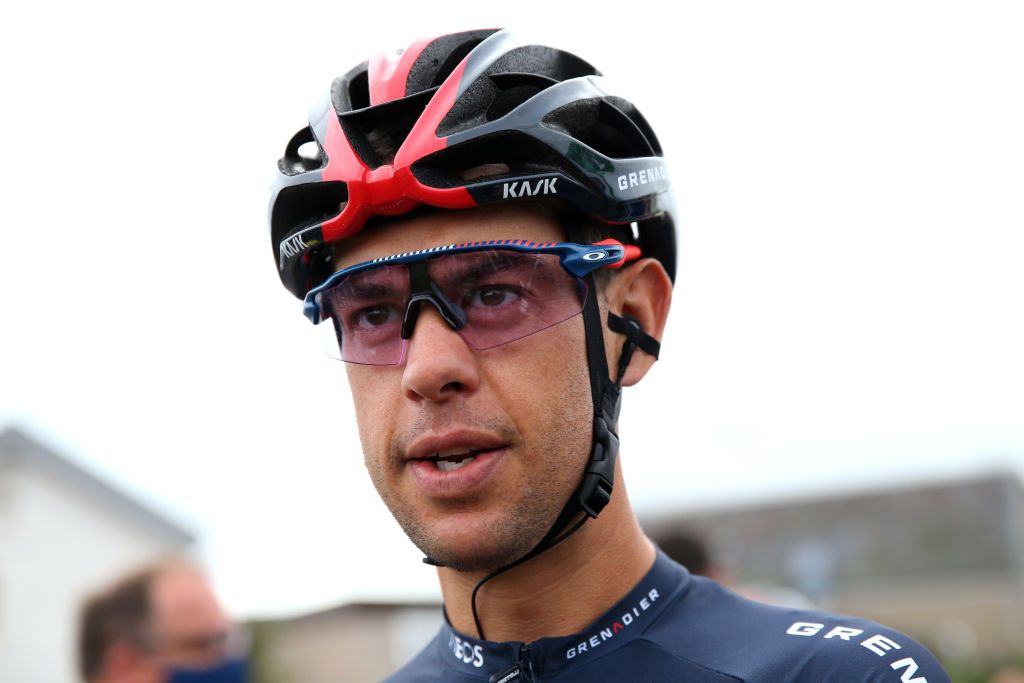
[401,304,481,403]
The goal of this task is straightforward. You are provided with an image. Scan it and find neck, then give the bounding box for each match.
[437,459,655,643]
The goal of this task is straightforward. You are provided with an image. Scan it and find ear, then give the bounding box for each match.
[603,258,673,387]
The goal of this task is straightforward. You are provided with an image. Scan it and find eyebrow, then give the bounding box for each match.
[436,253,545,286]
[332,278,404,301]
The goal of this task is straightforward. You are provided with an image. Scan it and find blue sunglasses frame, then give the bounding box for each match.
[303,239,640,324]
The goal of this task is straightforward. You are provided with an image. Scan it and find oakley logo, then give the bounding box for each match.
[583,251,609,261]
[617,165,668,192]
[502,177,558,199]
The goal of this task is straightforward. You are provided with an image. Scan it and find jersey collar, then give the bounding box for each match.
[433,549,691,680]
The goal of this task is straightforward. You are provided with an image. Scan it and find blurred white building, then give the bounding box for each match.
[644,471,1024,663]
[0,427,193,683]
[253,601,441,683]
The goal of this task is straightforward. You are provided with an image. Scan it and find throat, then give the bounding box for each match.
[437,510,656,643]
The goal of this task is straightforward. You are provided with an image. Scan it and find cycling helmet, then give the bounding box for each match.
[270,28,676,299]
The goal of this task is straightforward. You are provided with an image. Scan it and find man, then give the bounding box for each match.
[269,29,950,682]
[78,561,247,683]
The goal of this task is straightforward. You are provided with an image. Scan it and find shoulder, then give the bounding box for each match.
[381,633,454,683]
[643,574,950,682]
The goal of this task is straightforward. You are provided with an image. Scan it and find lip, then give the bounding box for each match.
[405,429,508,461]
[404,430,509,497]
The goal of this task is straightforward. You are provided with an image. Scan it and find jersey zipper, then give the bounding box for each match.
[487,644,536,683]
[519,644,535,682]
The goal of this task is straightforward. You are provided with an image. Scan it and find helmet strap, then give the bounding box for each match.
[451,272,660,639]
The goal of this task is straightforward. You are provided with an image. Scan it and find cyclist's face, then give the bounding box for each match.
[339,204,594,572]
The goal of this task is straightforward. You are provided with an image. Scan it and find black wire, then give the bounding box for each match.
[467,320,641,638]
[470,514,590,640]
[464,302,654,640]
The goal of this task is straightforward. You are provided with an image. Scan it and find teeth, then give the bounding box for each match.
[436,447,477,459]
[436,456,476,472]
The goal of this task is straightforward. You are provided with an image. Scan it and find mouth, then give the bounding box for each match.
[420,447,503,472]
[404,432,510,496]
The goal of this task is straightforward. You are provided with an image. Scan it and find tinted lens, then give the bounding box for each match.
[318,250,587,365]
[322,264,410,365]
[429,251,586,351]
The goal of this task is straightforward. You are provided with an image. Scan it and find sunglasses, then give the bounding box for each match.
[304,239,641,365]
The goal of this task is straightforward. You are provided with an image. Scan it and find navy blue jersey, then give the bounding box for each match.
[385,549,949,682]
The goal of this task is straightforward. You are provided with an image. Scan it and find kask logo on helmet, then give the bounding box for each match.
[501,177,558,199]
[279,230,318,265]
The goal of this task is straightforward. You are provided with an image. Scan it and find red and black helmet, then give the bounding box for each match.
[270,28,677,299]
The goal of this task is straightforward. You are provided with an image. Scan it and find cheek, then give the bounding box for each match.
[345,366,398,459]
[490,321,593,445]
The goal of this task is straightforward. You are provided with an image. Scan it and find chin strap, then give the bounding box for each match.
[425,272,661,640]
[575,308,660,519]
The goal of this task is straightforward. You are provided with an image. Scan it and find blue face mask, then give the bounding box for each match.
[167,657,248,683]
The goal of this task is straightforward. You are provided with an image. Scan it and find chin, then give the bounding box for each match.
[420,538,529,573]
[376,467,578,572]
[402,508,549,573]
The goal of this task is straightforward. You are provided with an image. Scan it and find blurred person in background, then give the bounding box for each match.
[78,560,247,683]
[268,29,950,681]
[660,530,814,609]
[991,666,1024,683]
[658,530,719,579]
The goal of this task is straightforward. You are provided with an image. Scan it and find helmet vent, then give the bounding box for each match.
[271,181,349,248]
[411,130,590,189]
[438,46,599,138]
[339,87,438,169]
[603,96,662,156]
[279,127,325,176]
[297,141,320,160]
[542,98,656,160]
[406,30,498,95]
[485,72,559,121]
[486,45,598,84]
[347,68,371,111]
[331,63,371,113]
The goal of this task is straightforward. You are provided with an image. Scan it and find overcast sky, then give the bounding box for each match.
[2,1,1022,618]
